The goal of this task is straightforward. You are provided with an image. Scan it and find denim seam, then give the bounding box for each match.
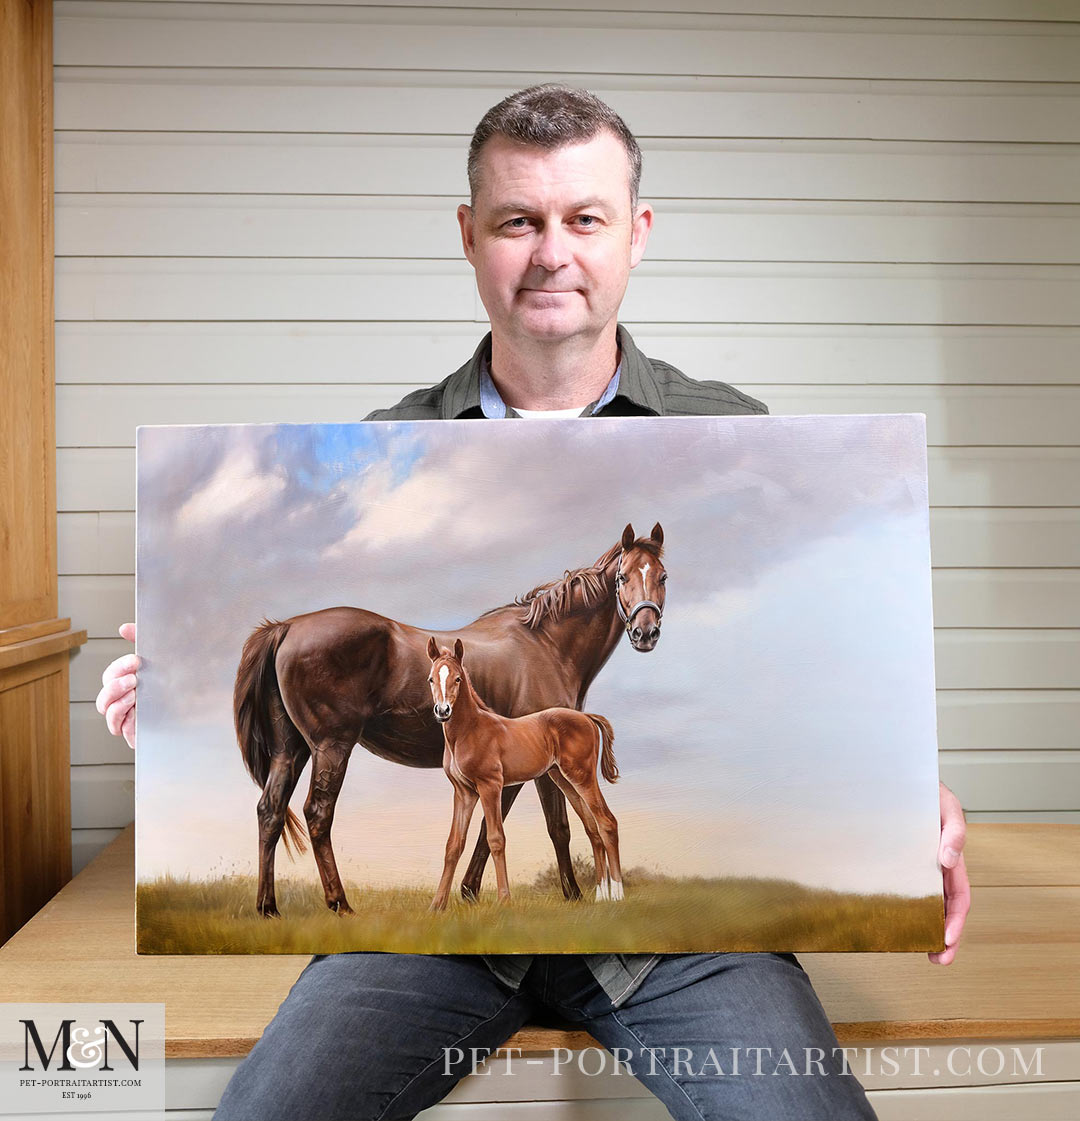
[609,1008,707,1121]
[611,954,660,1004]
[375,992,523,1121]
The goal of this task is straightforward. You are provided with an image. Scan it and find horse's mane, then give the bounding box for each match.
[481,536,663,630]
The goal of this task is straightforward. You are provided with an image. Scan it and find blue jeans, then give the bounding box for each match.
[214,952,878,1121]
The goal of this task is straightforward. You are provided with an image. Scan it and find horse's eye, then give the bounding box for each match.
[660,574,668,584]
[455,676,461,683]
[428,677,433,684]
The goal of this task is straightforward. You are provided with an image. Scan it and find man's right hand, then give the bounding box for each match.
[96,622,138,749]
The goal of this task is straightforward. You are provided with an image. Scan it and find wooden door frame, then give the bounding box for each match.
[1,0,88,943]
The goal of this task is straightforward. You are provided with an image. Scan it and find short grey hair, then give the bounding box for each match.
[467,84,643,208]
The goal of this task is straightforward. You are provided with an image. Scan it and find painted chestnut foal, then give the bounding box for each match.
[426,636,623,909]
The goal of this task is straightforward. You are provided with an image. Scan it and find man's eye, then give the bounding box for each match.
[505,217,530,229]
[577,215,598,227]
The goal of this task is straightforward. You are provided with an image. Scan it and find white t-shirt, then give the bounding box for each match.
[513,406,585,420]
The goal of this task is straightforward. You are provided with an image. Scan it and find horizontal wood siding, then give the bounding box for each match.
[55,2,1079,860]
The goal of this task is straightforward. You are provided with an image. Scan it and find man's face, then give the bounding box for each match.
[458,131,652,348]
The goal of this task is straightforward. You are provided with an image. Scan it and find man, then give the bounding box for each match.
[98,85,969,1121]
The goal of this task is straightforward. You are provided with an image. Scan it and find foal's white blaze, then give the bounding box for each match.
[639,562,650,593]
[438,664,450,700]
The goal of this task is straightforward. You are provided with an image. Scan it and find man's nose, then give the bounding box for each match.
[531,224,572,271]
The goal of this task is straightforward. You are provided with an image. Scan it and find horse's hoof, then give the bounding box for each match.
[460,886,478,904]
[430,899,448,913]
[258,905,281,919]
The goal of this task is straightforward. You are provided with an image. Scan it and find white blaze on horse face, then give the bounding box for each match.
[639,562,650,597]
[437,664,450,703]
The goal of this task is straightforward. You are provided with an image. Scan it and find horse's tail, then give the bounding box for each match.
[586,714,618,784]
[233,618,308,857]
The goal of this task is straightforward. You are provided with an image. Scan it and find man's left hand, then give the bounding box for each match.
[929,780,970,965]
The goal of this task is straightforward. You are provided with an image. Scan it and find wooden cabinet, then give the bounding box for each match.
[0,0,86,943]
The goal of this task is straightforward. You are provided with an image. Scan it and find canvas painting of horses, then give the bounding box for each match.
[134,414,944,955]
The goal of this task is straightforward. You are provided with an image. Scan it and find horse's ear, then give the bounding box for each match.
[454,638,464,662]
[651,522,664,546]
[427,635,440,660]
[621,523,636,550]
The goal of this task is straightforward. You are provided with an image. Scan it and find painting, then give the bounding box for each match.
[134,414,945,955]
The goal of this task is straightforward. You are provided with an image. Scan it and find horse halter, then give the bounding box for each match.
[614,551,664,635]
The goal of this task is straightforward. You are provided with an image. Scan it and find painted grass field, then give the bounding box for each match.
[136,861,944,955]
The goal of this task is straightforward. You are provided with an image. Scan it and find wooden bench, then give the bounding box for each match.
[2,823,1078,1119]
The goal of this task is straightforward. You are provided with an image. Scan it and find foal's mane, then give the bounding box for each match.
[482,536,663,630]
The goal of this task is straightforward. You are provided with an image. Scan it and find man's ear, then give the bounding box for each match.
[629,202,654,270]
[457,203,476,265]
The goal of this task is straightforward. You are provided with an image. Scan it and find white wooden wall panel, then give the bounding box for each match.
[54,2,1080,881]
[53,72,1080,142]
[54,383,1080,447]
[104,1,1080,18]
[55,258,1080,326]
[56,195,1080,263]
[54,323,1080,386]
[54,134,1080,202]
[71,828,124,876]
[937,693,1079,751]
[53,4,1080,81]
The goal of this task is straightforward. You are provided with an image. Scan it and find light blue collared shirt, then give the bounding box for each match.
[478,350,622,419]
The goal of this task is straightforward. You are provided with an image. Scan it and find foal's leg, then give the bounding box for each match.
[431,780,479,912]
[476,781,512,903]
[461,777,581,902]
[572,778,623,901]
[304,738,356,914]
[558,726,623,901]
[547,769,609,902]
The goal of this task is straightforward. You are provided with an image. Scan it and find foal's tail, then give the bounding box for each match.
[234,618,308,857]
[586,714,619,784]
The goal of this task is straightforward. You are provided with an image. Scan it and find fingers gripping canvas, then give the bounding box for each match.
[134,414,944,955]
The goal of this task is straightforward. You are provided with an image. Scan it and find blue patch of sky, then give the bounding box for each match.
[269,423,430,495]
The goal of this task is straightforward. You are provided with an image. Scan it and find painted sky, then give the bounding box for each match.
[135,415,942,898]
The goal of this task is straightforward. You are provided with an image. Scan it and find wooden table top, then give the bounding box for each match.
[1,824,1077,1057]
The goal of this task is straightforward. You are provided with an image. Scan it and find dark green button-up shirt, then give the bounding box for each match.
[364,323,768,1006]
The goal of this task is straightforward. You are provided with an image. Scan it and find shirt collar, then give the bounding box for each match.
[478,349,621,419]
[442,325,662,419]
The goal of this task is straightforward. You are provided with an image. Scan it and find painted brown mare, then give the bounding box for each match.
[234,522,666,916]
[427,637,623,909]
